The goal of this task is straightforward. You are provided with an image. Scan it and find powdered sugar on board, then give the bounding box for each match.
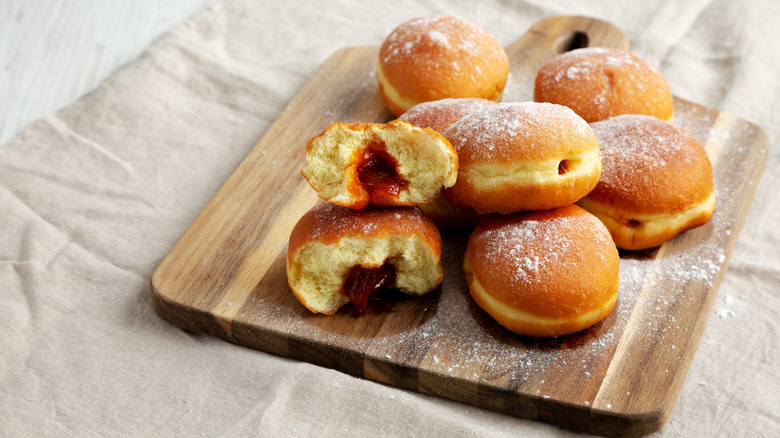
[245,99,741,384]
[234,99,749,392]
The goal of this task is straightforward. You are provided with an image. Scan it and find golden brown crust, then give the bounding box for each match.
[441,102,601,214]
[578,195,716,251]
[398,98,497,133]
[287,203,444,314]
[534,47,673,123]
[443,101,598,164]
[464,205,620,337]
[586,115,713,214]
[288,203,441,258]
[377,15,509,117]
[577,114,715,250]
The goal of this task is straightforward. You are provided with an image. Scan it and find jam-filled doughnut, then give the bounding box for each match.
[302,120,458,209]
[398,97,497,134]
[377,15,509,117]
[442,102,601,214]
[534,47,674,123]
[576,114,715,250]
[287,203,443,314]
[464,205,620,337]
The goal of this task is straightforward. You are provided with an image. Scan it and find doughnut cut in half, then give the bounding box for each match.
[302,120,458,209]
[443,102,601,214]
[287,203,443,314]
[577,114,715,250]
[464,205,620,337]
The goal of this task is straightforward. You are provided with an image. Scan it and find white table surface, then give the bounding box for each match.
[1,0,213,146]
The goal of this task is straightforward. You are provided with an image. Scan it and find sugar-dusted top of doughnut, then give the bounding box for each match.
[288,202,441,256]
[380,15,485,62]
[588,114,714,213]
[378,15,509,102]
[534,47,673,122]
[443,102,598,163]
[467,205,618,317]
[398,98,497,133]
[545,47,660,79]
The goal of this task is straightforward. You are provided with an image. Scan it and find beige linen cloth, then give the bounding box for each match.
[1,0,778,436]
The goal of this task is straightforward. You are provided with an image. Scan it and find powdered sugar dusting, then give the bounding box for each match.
[383,15,484,62]
[550,48,653,82]
[380,15,504,86]
[542,48,646,86]
[209,35,768,420]
[470,209,615,299]
[477,218,572,288]
[443,102,593,162]
[535,47,670,121]
[714,294,746,319]
[303,203,429,243]
[427,30,449,47]
[589,114,707,205]
[398,97,496,133]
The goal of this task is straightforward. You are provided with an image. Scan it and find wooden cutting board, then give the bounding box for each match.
[150,16,768,437]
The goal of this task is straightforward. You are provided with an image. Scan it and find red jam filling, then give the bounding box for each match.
[625,219,642,228]
[558,159,569,175]
[339,262,396,312]
[356,142,408,198]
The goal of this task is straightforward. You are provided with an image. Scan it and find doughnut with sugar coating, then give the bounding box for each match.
[577,114,715,250]
[377,15,509,117]
[534,47,674,123]
[464,205,620,337]
[442,102,601,214]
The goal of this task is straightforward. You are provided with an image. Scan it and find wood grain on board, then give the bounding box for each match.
[150,16,769,436]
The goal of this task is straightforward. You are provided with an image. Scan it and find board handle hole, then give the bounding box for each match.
[556,31,590,53]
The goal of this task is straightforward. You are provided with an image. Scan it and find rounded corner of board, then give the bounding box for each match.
[589,403,674,437]
[148,266,186,322]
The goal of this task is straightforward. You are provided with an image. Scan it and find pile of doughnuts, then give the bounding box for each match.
[287,14,715,338]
